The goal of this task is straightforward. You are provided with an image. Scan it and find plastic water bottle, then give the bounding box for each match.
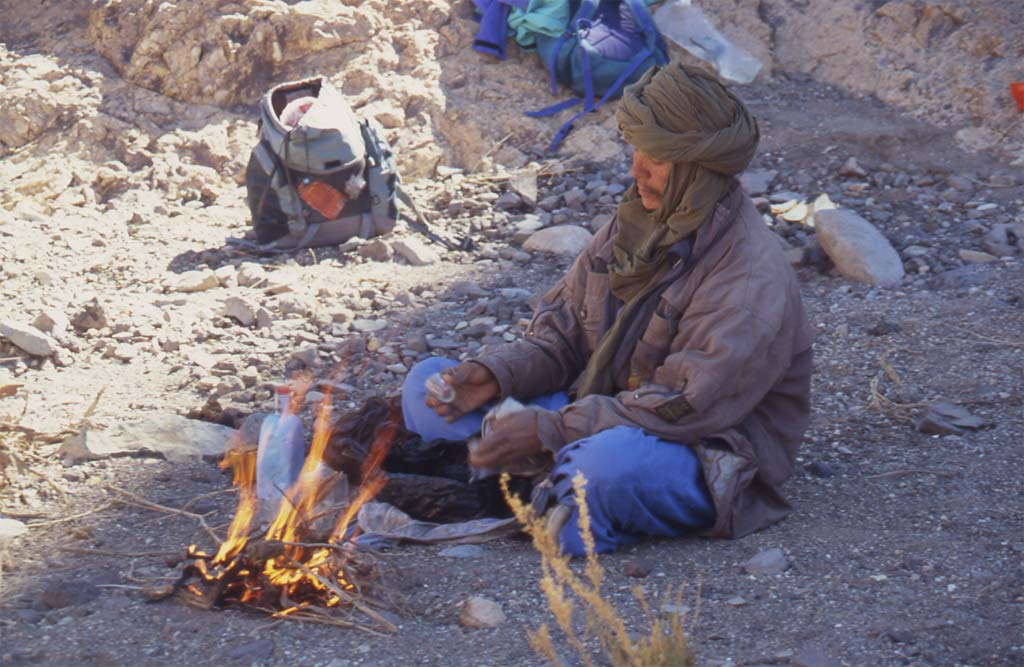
[653,0,762,84]
[256,386,307,522]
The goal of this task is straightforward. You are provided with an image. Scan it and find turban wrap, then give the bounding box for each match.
[576,63,760,398]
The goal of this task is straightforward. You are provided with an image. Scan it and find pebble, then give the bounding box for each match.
[236,262,268,288]
[226,638,275,662]
[392,238,440,266]
[459,596,506,628]
[0,518,28,539]
[958,249,998,263]
[358,239,394,262]
[222,296,257,327]
[726,596,749,607]
[523,225,592,257]
[40,580,100,609]
[440,544,485,559]
[172,269,219,293]
[743,547,790,575]
[351,318,388,333]
[623,559,653,578]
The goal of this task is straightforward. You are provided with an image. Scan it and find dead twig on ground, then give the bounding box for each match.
[290,559,398,634]
[951,325,1024,348]
[26,500,116,528]
[104,484,221,545]
[867,376,926,422]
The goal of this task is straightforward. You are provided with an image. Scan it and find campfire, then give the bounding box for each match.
[174,388,402,634]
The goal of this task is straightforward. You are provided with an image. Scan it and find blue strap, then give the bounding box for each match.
[525,96,584,118]
[581,43,595,111]
[545,32,573,95]
[545,45,653,153]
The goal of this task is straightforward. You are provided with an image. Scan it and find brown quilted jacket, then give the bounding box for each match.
[474,186,814,538]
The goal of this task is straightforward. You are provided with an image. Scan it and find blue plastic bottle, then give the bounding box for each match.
[256,386,307,522]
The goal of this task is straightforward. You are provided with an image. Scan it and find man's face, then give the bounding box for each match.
[629,150,672,211]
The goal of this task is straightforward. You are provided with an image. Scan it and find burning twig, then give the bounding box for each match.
[174,384,404,633]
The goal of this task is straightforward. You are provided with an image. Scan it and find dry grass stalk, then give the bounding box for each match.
[502,473,695,667]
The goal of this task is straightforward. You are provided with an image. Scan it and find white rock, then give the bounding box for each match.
[351,318,387,333]
[814,209,905,287]
[236,262,268,288]
[173,269,220,293]
[459,596,506,628]
[0,321,58,357]
[214,264,237,287]
[57,415,236,464]
[743,547,790,575]
[223,296,257,327]
[392,238,440,266]
[523,225,592,257]
[0,518,28,540]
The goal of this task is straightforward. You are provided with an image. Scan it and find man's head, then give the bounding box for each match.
[615,64,759,232]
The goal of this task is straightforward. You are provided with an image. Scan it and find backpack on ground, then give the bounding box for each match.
[527,0,668,151]
[242,76,458,252]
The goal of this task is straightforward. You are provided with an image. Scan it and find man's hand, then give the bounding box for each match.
[426,361,499,422]
[470,407,561,470]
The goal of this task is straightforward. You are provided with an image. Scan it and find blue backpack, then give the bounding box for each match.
[529,0,668,152]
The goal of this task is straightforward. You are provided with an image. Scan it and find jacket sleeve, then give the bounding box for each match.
[472,242,598,400]
[553,297,797,448]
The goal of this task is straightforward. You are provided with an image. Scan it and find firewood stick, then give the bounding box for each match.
[289,559,398,634]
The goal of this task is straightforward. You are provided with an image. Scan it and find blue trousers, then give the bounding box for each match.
[402,357,716,556]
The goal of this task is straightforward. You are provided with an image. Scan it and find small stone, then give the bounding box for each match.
[392,238,440,266]
[914,411,964,436]
[658,603,691,618]
[839,157,868,178]
[0,321,58,357]
[236,263,268,288]
[172,269,220,293]
[958,249,998,264]
[386,362,408,374]
[523,225,592,257]
[743,547,789,575]
[805,461,835,478]
[459,596,506,628]
[358,239,394,262]
[291,345,319,368]
[509,170,538,206]
[226,638,275,661]
[440,544,485,559]
[726,596,749,607]
[255,308,273,329]
[563,188,587,208]
[406,332,429,353]
[623,560,653,578]
[41,580,100,609]
[223,297,257,327]
[71,298,107,331]
[0,518,28,540]
[276,293,315,317]
[351,319,387,333]
[214,264,237,287]
[452,280,488,297]
[495,192,522,209]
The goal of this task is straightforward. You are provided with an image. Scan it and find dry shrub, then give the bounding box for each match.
[502,472,696,667]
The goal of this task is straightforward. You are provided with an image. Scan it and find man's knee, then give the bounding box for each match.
[554,425,646,490]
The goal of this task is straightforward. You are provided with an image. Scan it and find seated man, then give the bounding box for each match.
[401,63,813,556]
